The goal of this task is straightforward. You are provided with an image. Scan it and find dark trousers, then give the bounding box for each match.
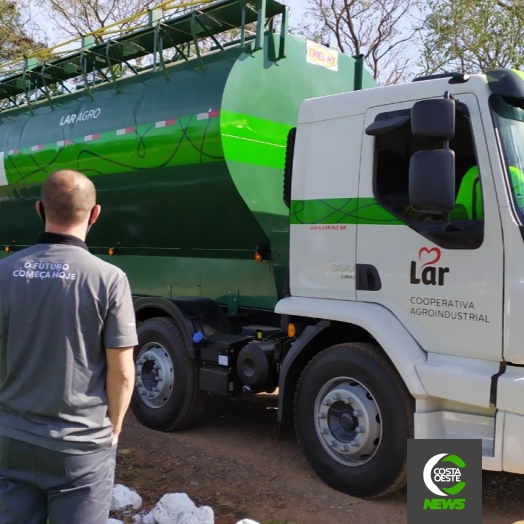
[0,435,117,524]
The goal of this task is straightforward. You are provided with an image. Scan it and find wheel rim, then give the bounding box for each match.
[135,342,175,409]
[314,377,382,466]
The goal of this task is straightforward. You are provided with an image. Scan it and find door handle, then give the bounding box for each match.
[356,264,382,291]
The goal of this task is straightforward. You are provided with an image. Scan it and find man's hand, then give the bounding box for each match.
[106,347,135,443]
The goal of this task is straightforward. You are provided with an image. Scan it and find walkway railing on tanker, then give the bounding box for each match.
[0,0,288,113]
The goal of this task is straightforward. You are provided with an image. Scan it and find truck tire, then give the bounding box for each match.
[131,317,205,431]
[294,342,413,498]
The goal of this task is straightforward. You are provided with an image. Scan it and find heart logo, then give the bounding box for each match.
[419,247,441,268]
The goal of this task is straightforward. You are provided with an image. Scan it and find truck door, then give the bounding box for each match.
[289,115,365,301]
[356,94,503,361]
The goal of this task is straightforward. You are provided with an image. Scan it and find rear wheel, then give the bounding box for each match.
[131,317,205,431]
[294,342,413,498]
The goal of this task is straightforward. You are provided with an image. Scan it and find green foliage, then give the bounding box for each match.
[0,0,42,62]
[421,0,524,74]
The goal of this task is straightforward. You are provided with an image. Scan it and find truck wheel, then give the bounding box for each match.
[131,317,205,431]
[294,342,413,498]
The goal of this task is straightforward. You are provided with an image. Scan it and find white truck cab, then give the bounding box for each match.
[277,69,524,497]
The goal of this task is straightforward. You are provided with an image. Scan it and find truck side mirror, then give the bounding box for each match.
[411,98,455,140]
[409,150,455,214]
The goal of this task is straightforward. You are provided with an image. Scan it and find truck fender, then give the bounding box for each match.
[277,322,328,421]
[275,296,428,421]
[133,296,230,359]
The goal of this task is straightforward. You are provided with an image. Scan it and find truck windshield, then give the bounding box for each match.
[491,95,524,218]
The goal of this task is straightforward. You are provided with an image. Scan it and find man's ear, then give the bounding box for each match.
[88,204,101,225]
[35,201,45,222]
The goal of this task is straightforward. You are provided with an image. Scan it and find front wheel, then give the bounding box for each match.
[294,342,413,498]
[131,317,205,431]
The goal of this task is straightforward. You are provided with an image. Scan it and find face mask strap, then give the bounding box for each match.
[86,205,98,234]
[88,206,96,225]
[39,202,46,222]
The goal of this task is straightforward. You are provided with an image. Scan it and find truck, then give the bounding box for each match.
[1,0,524,500]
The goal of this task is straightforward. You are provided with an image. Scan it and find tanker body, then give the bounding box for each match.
[0,0,373,312]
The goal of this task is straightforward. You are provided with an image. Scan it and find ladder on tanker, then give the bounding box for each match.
[0,0,288,113]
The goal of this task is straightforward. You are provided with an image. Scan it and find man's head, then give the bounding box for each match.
[36,170,101,237]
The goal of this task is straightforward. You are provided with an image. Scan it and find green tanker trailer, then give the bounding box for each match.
[0,0,377,496]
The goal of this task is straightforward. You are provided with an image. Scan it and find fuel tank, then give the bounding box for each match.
[0,1,375,309]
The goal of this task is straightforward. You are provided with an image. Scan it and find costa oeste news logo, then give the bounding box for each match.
[407,439,481,524]
[423,453,466,509]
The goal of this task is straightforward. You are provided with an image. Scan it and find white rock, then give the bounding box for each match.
[153,493,214,524]
[154,492,195,523]
[235,521,260,524]
[142,512,158,524]
[132,512,158,524]
[111,484,143,513]
[183,505,214,524]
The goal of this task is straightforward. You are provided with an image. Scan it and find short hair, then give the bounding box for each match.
[41,170,96,227]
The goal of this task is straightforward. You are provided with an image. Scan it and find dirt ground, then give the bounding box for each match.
[116,392,524,524]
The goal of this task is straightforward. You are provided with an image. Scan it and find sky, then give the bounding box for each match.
[283,0,307,19]
[282,0,309,29]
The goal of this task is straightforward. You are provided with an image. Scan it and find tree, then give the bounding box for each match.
[36,0,171,42]
[0,0,43,62]
[421,0,524,74]
[299,0,421,85]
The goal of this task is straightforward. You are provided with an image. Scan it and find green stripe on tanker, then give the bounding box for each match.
[0,32,375,309]
[290,198,404,225]
[5,113,223,183]
[221,111,290,169]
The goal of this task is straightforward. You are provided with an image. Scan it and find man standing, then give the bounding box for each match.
[0,170,138,523]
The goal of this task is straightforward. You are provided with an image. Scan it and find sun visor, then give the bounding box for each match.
[486,69,524,99]
[365,114,410,136]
